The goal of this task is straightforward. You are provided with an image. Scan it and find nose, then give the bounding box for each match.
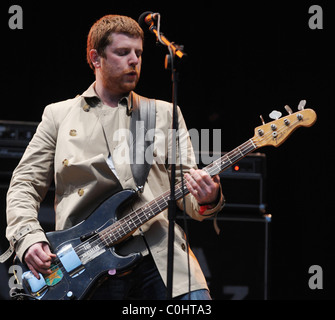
[129,50,140,67]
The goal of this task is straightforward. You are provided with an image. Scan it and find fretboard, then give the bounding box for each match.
[99,138,257,246]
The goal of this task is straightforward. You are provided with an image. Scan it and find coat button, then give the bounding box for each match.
[62,159,69,167]
[78,188,85,197]
[83,104,90,112]
[181,243,186,251]
[69,129,77,136]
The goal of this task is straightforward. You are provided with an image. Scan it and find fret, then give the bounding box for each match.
[145,206,155,219]
[123,217,134,232]
[113,224,124,239]
[237,146,244,157]
[230,154,239,164]
[213,161,222,173]
[136,211,145,224]
[224,153,232,165]
[117,223,126,236]
[175,183,184,199]
[206,160,221,177]
[155,198,164,212]
[99,232,109,246]
[100,228,115,245]
[130,211,142,225]
[215,140,256,175]
[249,138,257,149]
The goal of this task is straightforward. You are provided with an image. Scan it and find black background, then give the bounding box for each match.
[0,0,334,300]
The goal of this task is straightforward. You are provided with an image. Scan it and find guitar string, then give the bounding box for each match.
[44,119,298,283]
[74,117,297,256]
[43,120,292,284]
[45,120,292,283]
[73,139,258,256]
[73,152,243,254]
[73,139,258,258]
[40,141,259,283]
[90,115,299,249]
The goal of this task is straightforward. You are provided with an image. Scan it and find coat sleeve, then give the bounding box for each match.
[6,104,57,262]
[167,106,225,222]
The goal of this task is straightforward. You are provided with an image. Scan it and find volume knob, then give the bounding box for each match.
[67,291,76,300]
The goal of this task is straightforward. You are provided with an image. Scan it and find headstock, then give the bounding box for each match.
[252,100,317,148]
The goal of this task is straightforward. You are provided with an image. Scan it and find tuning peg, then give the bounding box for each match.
[269,110,282,120]
[297,100,306,111]
[260,115,265,125]
[284,105,293,114]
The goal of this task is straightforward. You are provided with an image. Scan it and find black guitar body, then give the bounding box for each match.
[16,189,142,300]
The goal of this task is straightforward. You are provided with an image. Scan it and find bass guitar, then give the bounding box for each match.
[11,104,317,300]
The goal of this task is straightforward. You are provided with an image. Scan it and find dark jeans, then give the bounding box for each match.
[90,254,211,300]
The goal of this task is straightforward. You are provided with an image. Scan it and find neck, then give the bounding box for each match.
[94,81,127,108]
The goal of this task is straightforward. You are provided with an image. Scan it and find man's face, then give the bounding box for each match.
[98,33,143,96]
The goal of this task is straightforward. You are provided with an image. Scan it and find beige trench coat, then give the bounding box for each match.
[6,83,224,298]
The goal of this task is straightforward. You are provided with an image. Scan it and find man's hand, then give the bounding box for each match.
[184,168,221,205]
[24,242,57,279]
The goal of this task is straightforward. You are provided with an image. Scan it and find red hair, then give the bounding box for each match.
[86,15,144,70]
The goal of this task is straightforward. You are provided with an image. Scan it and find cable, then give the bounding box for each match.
[10,287,39,300]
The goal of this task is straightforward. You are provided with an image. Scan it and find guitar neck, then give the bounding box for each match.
[99,138,257,246]
[201,139,257,177]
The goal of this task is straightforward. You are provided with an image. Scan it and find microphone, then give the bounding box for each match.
[138,11,186,59]
[138,11,159,27]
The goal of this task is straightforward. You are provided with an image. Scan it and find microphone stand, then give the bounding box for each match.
[148,21,186,300]
[166,46,178,301]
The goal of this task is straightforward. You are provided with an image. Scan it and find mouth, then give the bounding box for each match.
[125,70,137,76]
[124,71,139,83]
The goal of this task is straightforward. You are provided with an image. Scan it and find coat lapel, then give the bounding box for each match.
[89,101,135,189]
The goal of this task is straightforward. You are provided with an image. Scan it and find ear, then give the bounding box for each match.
[89,49,101,69]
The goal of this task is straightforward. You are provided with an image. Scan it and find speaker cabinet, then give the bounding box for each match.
[179,215,271,300]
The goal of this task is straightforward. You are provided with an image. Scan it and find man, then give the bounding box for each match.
[6,14,224,299]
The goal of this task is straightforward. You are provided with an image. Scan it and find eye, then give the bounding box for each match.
[135,50,143,58]
[115,49,130,56]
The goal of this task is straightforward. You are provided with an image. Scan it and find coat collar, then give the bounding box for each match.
[81,82,133,114]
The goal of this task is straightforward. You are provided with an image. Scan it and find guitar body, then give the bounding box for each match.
[16,189,142,300]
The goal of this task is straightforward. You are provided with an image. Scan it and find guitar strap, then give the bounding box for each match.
[129,92,156,193]
[84,92,156,192]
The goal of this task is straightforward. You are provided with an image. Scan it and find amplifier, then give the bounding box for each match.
[0,121,54,258]
[0,120,38,147]
[0,120,38,184]
[176,215,271,300]
[196,151,266,215]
